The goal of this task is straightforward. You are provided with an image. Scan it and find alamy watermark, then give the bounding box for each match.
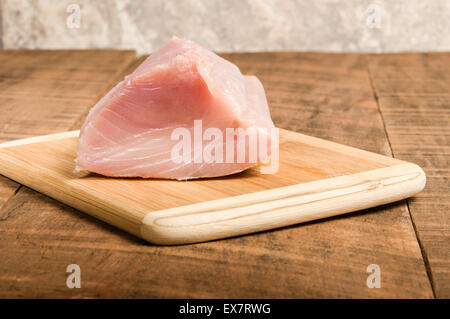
[66,264,81,288]
[365,3,382,29]
[66,4,81,29]
[170,120,279,174]
[366,264,381,288]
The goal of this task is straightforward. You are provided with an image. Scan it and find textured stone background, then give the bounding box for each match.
[1,0,449,54]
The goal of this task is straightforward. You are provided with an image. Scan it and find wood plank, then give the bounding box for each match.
[0,176,18,214]
[0,50,136,140]
[0,50,136,209]
[0,52,433,297]
[368,53,450,298]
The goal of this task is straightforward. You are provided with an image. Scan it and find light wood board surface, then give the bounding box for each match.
[0,127,425,245]
[1,50,447,298]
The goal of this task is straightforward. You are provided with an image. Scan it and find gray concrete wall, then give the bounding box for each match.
[1,0,449,54]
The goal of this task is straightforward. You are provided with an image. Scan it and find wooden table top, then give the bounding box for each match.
[0,50,448,298]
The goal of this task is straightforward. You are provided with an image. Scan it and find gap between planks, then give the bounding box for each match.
[365,55,436,298]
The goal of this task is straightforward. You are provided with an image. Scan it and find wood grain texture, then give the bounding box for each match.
[0,51,435,298]
[0,50,136,211]
[0,176,17,212]
[0,129,425,244]
[367,53,450,298]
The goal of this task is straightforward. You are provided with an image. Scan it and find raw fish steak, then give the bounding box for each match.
[75,37,277,180]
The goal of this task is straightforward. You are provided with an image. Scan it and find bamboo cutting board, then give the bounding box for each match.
[0,128,425,245]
